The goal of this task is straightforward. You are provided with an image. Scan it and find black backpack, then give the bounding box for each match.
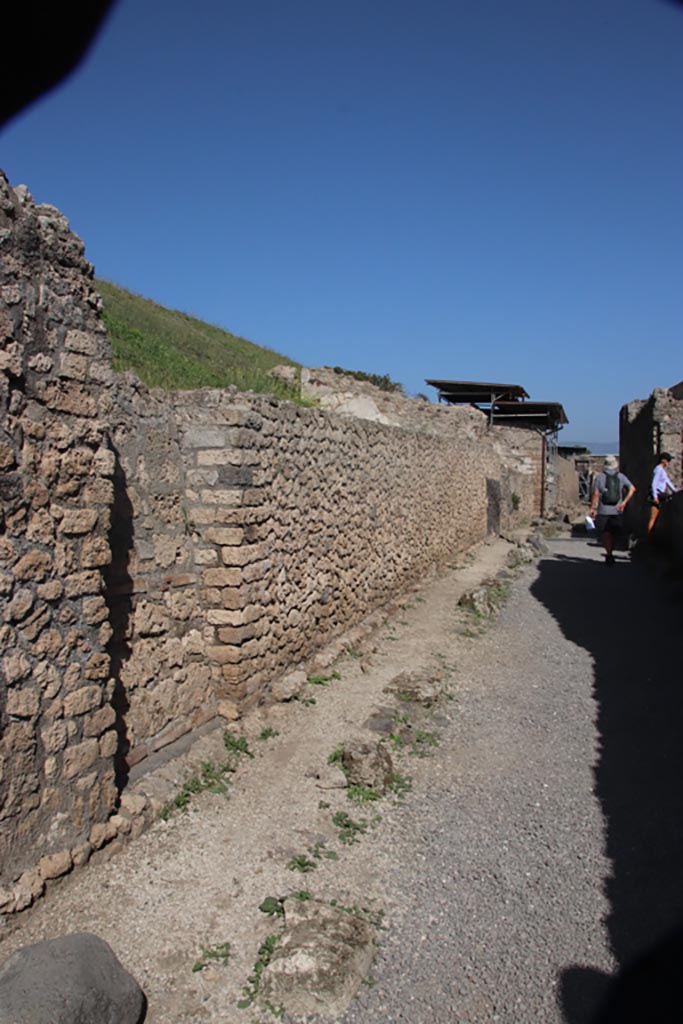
[603,472,622,506]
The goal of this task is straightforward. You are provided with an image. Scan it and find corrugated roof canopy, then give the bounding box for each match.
[425,379,529,403]
[425,379,567,432]
[492,401,568,429]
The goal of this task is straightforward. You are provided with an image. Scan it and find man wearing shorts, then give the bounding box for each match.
[589,455,636,566]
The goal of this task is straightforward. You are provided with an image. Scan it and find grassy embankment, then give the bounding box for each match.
[97,279,302,400]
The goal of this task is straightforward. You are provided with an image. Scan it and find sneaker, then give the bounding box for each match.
[605,554,615,566]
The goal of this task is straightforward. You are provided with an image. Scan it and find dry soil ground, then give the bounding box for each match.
[6,531,677,1024]
[1,538,520,1021]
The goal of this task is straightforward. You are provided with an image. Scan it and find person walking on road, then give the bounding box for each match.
[589,456,636,566]
[648,452,677,534]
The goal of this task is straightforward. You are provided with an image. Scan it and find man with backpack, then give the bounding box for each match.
[589,455,636,566]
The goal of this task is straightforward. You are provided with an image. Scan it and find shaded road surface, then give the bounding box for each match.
[340,535,683,1024]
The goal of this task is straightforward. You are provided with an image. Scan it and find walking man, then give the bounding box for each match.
[589,456,636,566]
[648,452,677,533]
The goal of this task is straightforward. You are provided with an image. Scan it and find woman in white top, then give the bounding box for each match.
[648,452,677,533]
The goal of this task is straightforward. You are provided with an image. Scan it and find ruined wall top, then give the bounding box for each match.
[0,171,111,395]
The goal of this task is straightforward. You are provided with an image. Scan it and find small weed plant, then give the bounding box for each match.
[329,899,385,929]
[411,730,440,756]
[288,853,317,873]
[307,671,341,686]
[287,844,337,873]
[259,896,285,917]
[387,772,412,799]
[159,731,253,819]
[238,934,281,1009]
[224,732,253,762]
[333,810,369,845]
[347,785,382,805]
[327,744,350,782]
[192,942,232,973]
[311,842,338,862]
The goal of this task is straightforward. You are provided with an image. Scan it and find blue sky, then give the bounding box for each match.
[2,0,682,442]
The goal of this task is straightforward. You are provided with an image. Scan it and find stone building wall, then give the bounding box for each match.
[172,391,498,716]
[620,387,683,535]
[103,379,216,778]
[555,454,580,512]
[0,171,546,909]
[0,176,118,898]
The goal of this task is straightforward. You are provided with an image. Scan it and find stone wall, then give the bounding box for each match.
[104,379,216,779]
[0,171,546,909]
[620,387,683,536]
[555,454,580,512]
[172,391,491,716]
[0,177,118,899]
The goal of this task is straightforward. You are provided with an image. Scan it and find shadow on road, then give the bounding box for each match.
[530,541,683,1023]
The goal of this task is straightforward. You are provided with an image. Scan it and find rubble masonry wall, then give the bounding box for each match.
[0,172,542,909]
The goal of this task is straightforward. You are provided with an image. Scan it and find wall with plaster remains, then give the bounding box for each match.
[0,171,544,911]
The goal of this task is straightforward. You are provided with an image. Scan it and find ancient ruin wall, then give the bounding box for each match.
[555,454,580,512]
[620,388,683,534]
[104,380,216,775]
[171,391,505,715]
[0,176,118,897]
[0,171,544,908]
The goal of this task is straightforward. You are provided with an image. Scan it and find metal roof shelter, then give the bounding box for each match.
[425,379,529,405]
[490,401,568,431]
[425,378,567,434]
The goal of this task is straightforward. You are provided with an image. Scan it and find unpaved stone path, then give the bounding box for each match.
[2,532,680,1023]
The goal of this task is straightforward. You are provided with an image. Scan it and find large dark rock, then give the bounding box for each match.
[0,933,146,1024]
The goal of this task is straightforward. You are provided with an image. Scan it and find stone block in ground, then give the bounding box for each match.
[529,531,551,552]
[310,641,346,671]
[270,669,307,702]
[309,762,348,790]
[259,898,375,1018]
[0,933,146,1024]
[363,706,397,735]
[458,585,495,617]
[341,739,393,792]
[383,667,446,707]
[507,544,535,568]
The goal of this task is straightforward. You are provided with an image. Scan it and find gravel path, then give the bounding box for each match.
[337,535,612,1024]
[339,534,683,1024]
[4,532,682,1024]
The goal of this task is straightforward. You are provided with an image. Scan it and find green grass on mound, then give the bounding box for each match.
[97,279,303,400]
